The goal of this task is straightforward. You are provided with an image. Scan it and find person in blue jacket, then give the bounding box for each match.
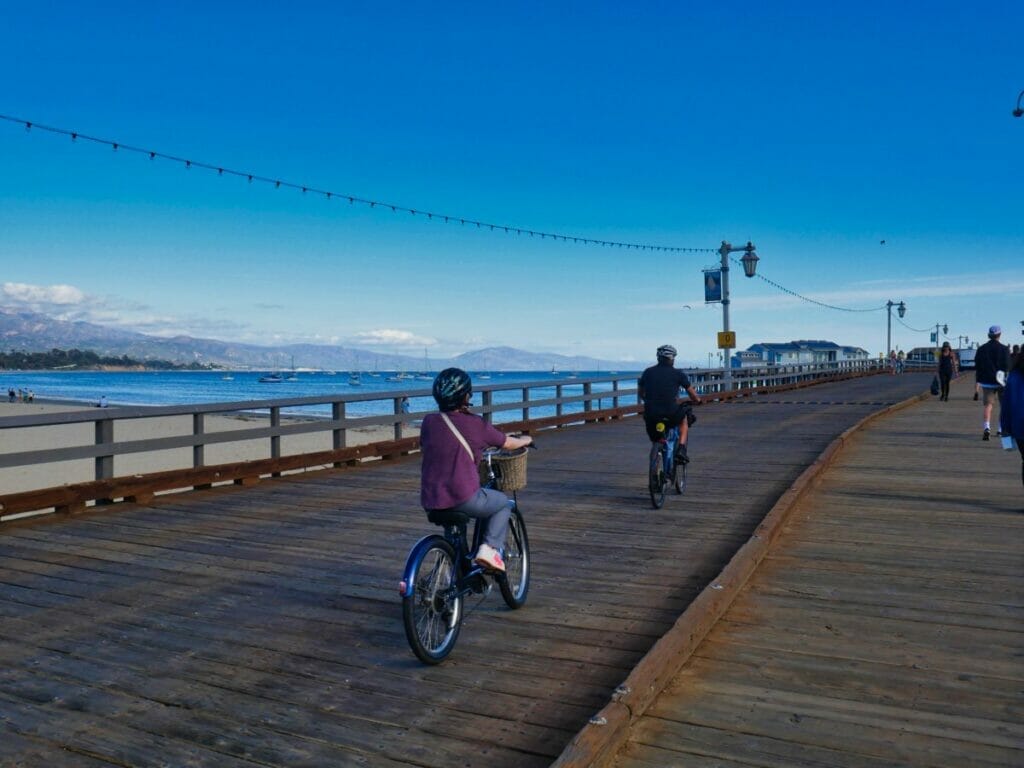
[999,350,1024,488]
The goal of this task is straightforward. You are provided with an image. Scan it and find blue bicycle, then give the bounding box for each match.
[648,417,686,508]
[399,446,531,664]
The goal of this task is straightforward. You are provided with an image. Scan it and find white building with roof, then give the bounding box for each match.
[735,340,870,368]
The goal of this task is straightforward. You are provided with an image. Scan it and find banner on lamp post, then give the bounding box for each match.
[703,269,722,303]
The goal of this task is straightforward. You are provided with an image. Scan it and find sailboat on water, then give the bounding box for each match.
[415,349,433,381]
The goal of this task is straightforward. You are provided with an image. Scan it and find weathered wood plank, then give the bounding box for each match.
[0,374,933,767]
[603,376,1024,768]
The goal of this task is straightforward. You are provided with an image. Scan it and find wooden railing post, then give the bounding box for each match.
[270,407,281,477]
[556,385,564,419]
[583,382,592,416]
[193,413,212,490]
[95,416,114,505]
[193,413,205,468]
[482,391,493,424]
[522,387,530,423]
[393,397,403,441]
[332,402,346,467]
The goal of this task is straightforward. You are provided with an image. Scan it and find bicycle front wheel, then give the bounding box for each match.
[498,507,530,608]
[402,540,463,664]
[649,443,666,509]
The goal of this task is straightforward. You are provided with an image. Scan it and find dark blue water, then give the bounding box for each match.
[0,369,640,422]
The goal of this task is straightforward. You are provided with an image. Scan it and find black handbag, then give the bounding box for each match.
[930,376,940,396]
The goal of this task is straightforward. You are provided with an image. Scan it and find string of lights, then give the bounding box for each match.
[729,257,886,313]
[896,316,934,334]
[0,113,716,255]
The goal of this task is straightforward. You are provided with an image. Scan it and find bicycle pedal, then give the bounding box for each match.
[468,573,489,594]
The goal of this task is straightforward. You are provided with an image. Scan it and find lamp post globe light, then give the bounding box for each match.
[886,299,906,363]
[717,240,759,388]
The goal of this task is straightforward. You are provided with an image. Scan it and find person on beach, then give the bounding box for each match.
[999,350,1024,488]
[889,350,897,375]
[975,325,1011,441]
[937,342,955,401]
[638,344,703,465]
[419,368,532,572]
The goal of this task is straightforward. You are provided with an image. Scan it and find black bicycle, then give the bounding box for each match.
[399,446,532,664]
[648,418,686,508]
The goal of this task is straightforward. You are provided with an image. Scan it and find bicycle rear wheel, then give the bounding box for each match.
[402,540,463,664]
[649,443,666,508]
[498,507,530,608]
[674,458,686,494]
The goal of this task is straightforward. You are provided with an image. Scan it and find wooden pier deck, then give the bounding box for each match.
[589,375,1024,767]
[0,373,948,767]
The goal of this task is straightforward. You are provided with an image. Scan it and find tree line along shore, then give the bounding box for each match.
[1,348,216,371]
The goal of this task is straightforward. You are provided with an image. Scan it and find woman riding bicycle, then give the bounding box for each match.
[638,344,702,463]
[420,368,532,572]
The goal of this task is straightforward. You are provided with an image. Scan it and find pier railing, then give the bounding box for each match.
[0,360,885,521]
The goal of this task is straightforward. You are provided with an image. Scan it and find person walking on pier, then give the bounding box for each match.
[419,368,532,572]
[638,344,702,465]
[937,342,955,401]
[999,350,1024,487]
[975,326,1011,440]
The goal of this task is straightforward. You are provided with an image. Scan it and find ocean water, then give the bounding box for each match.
[0,369,640,423]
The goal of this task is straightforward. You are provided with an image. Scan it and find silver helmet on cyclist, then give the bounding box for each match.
[656,344,677,362]
[432,367,473,412]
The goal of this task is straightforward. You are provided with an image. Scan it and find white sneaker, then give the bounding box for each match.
[473,544,505,572]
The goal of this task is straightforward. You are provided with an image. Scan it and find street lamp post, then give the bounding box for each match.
[934,323,948,359]
[886,300,906,360]
[717,240,759,388]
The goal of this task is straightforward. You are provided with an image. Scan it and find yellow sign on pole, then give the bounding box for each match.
[717,331,736,349]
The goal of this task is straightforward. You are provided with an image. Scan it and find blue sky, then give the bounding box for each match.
[1,1,1021,366]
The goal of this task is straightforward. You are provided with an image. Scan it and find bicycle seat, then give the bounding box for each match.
[426,508,471,526]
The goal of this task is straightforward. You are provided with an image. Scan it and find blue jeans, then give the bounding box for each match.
[452,488,511,550]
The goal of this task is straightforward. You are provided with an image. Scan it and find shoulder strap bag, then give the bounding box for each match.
[440,413,475,463]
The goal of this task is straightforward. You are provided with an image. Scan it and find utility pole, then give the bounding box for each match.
[886,300,906,358]
[716,241,759,390]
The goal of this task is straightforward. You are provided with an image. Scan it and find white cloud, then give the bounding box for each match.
[3,282,87,308]
[350,329,438,347]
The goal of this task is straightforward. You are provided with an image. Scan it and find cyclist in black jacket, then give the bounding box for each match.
[638,344,702,464]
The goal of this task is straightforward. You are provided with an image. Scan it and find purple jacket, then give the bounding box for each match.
[420,411,506,509]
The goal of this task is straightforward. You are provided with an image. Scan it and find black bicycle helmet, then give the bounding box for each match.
[656,344,677,361]
[432,367,472,411]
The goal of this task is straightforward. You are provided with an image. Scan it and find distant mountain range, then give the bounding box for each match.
[0,307,641,372]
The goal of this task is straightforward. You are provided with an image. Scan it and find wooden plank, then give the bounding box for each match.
[0,374,936,767]
[602,375,1024,768]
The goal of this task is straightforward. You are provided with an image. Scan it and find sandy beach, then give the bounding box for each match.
[0,400,419,497]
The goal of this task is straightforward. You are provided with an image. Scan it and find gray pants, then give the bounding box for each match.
[453,488,511,550]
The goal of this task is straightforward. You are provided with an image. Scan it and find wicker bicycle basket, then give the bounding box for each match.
[480,448,528,491]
